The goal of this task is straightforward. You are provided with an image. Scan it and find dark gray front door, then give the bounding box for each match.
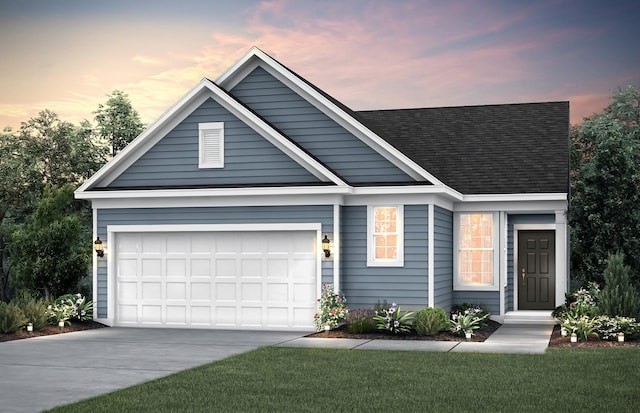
[518,230,555,310]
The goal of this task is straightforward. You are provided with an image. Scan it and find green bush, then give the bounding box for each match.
[413,307,449,336]
[346,308,376,333]
[598,253,640,319]
[0,302,28,333]
[12,291,49,330]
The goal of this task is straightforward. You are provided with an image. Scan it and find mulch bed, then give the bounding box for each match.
[306,320,501,342]
[308,321,640,349]
[3,321,639,348]
[0,320,107,343]
[547,324,640,348]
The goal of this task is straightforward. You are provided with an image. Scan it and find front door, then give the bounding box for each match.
[518,230,555,310]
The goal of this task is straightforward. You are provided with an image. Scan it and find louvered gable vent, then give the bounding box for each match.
[198,122,224,168]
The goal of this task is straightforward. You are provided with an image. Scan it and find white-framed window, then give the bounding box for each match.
[454,212,499,290]
[367,205,404,267]
[198,122,224,168]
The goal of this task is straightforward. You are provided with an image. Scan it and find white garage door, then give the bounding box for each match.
[114,230,317,330]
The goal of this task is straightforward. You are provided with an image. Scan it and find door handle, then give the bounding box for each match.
[521,268,526,285]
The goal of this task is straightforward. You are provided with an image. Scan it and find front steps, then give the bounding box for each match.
[503,310,557,325]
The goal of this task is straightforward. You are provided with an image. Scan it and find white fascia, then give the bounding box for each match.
[76,80,215,193]
[454,193,569,213]
[75,78,348,197]
[216,47,446,186]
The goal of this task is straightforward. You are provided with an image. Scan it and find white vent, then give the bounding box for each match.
[199,122,224,168]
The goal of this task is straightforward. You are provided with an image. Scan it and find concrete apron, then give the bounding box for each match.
[0,327,304,413]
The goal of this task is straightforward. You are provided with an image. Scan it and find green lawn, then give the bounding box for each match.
[47,347,640,412]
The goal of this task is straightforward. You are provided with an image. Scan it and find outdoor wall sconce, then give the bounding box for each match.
[322,235,331,257]
[94,237,104,257]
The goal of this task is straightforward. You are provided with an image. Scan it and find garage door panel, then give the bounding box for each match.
[166,282,186,300]
[141,305,162,323]
[142,259,162,277]
[293,258,315,279]
[215,306,236,325]
[267,259,288,278]
[191,282,211,300]
[191,306,211,324]
[118,305,138,323]
[115,230,317,329]
[141,235,163,253]
[267,283,288,302]
[191,259,211,277]
[241,259,262,277]
[118,259,138,277]
[166,259,186,277]
[215,259,236,277]
[241,283,262,301]
[241,307,262,326]
[166,306,186,324]
[142,282,162,300]
[166,234,189,253]
[215,283,236,301]
[118,282,138,300]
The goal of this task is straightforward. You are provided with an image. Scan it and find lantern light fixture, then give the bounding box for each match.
[94,237,104,257]
[322,235,331,258]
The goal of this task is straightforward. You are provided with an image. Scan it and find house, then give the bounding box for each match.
[75,47,569,330]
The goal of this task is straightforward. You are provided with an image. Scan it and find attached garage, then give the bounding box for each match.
[109,226,320,330]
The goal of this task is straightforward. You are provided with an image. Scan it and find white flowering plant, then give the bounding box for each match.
[48,293,94,325]
[450,306,490,336]
[373,303,414,334]
[595,315,640,340]
[314,284,348,331]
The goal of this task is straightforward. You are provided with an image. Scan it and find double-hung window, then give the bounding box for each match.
[199,122,224,168]
[367,205,404,267]
[454,212,499,290]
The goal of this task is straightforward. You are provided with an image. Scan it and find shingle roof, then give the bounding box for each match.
[356,102,570,195]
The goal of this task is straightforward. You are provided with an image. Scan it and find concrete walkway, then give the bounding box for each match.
[278,323,554,354]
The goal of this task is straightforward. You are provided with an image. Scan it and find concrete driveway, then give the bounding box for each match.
[0,327,305,413]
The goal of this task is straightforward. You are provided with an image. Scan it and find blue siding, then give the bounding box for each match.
[340,205,429,310]
[433,206,453,311]
[95,205,333,318]
[108,98,320,188]
[506,214,555,312]
[230,67,416,184]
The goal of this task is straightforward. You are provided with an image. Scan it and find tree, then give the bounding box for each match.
[0,111,105,301]
[8,185,90,300]
[94,90,144,156]
[570,86,640,286]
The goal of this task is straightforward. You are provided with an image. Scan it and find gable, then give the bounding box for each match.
[357,102,570,195]
[229,66,419,186]
[106,98,324,189]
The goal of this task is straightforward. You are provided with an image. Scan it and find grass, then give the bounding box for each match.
[47,347,640,412]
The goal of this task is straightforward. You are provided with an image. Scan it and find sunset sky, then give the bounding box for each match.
[1,0,638,130]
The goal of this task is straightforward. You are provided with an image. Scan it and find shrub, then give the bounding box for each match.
[413,307,449,336]
[373,302,414,334]
[561,315,599,341]
[0,302,28,333]
[553,282,601,319]
[598,253,640,319]
[314,284,348,331]
[596,315,640,340]
[12,291,49,330]
[346,308,376,333]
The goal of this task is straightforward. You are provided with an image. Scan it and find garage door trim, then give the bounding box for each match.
[104,223,323,329]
